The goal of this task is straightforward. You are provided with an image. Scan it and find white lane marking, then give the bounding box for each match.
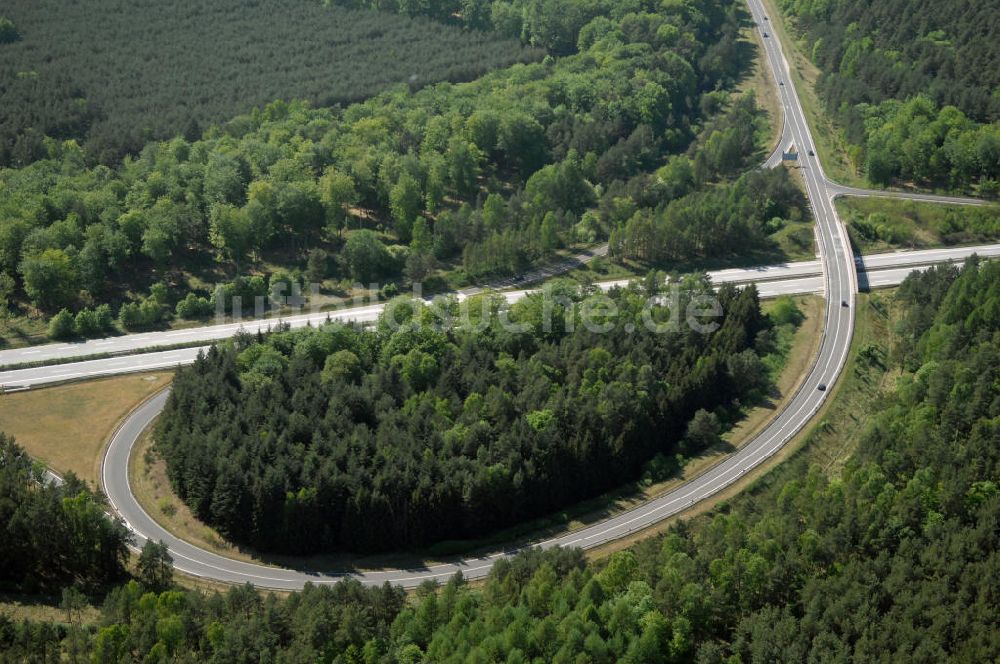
[36,0,980,588]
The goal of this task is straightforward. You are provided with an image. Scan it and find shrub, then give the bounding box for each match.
[211,276,269,317]
[175,293,214,320]
[119,297,167,331]
[0,17,17,44]
[157,498,177,517]
[268,270,304,308]
[769,296,804,327]
[74,308,102,337]
[48,308,76,339]
[118,302,142,331]
[306,249,329,283]
[94,304,114,332]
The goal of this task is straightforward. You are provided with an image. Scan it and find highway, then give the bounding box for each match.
[3,7,984,374]
[827,182,985,206]
[3,244,996,390]
[85,0,918,589]
[762,120,792,169]
[0,244,607,370]
[4,241,996,379]
[4,0,994,589]
[753,4,987,211]
[457,243,609,296]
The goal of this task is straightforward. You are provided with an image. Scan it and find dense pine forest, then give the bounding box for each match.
[4,258,999,662]
[0,0,786,343]
[775,0,1000,194]
[0,0,540,168]
[156,280,769,553]
[0,434,131,593]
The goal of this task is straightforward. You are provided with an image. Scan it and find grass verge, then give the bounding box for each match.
[567,237,818,285]
[0,592,101,625]
[130,427,260,565]
[737,22,784,157]
[758,0,865,187]
[0,372,173,488]
[0,316,49,352]
[837,196,1000,253]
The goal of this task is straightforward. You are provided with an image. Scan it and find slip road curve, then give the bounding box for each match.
[99,0,996,588]
[99,0,861,589]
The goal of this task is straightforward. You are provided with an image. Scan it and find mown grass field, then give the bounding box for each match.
[0,372,172,487]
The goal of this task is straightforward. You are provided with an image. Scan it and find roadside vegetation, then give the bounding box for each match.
[130,426,262,566]
[4,258,997,662]
[838,197,1000,253]
[0,434,131,593]
[771,0,1000,195]
[132,292,819,567]
[738,21,784,156]
[0,0,820,351]
[156,280,772,554]
[755,0,862,188]
[1,0,999,660]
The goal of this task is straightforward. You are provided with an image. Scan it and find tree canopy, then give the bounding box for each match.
[776,0,1000,193]
[5,259,1000,661]
[0,0,761,341]
[156,280,770,553]
[0,435,131,592]
[0,0,539,168]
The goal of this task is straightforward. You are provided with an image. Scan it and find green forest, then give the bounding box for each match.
[0,0,540,168]
[4,258,999,662]
[156,280,769,553]
[4,0,1000,660]
[775,0,1000,194]
[0,434,131,593]
[0,0,789,345]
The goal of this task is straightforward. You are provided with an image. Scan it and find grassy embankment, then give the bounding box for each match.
[837,197,1000,253]
[0,288,897,602]
[591,288,895,557]
[0,372,173,619]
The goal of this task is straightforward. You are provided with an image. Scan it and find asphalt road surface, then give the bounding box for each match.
[3,244,996,390]
[827,182,985,206]
[3,242,997,377]
[90,0,957,589]
[0,245,606,369]
[5,0,994,588]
